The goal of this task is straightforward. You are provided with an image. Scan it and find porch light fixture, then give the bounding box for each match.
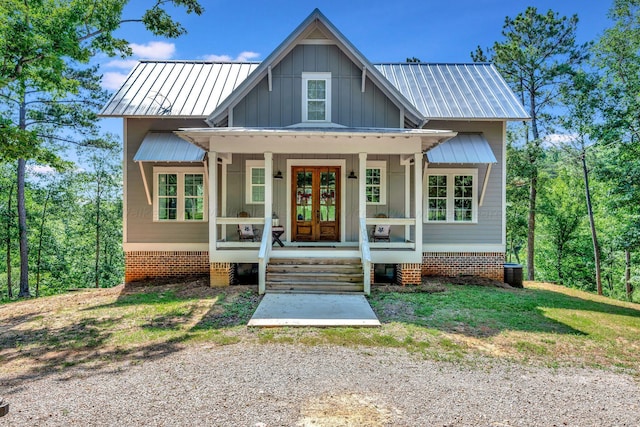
[273,170,284,180]
[348,171,357,179]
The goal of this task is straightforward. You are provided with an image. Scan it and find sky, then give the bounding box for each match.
[98,0,614,136]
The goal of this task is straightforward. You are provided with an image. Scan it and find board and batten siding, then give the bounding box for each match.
[232,45,400,128]
[422,121,505,245]
[126,118,209,244]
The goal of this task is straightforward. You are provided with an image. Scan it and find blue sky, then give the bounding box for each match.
[99,1,613,136]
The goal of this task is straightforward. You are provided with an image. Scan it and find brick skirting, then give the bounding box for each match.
[396,263,422,286]
[124,251,209,283]
[422,252,505,281]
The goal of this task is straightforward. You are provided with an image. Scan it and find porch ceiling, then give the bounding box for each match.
[175,127,457,154]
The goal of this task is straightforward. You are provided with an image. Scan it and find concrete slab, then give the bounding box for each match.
[248,294,381,327]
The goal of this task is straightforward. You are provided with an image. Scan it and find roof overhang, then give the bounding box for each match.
[133,132,206,162]
[425,133,496,164]
[176,127,457,155]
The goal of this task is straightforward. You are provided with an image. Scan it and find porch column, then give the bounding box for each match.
[209,151,218,257]
[358,152,367,243]
[264,152,273,226]
[414,152,423,258]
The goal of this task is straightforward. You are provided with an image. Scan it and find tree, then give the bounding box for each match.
[559,71,603,294]
[472,7,590,280]
[0,0,203,297]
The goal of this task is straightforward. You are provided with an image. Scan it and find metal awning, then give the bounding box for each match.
[425,133,496,164]
[134,132,205,162]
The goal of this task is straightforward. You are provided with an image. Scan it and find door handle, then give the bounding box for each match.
[316,210,320,221]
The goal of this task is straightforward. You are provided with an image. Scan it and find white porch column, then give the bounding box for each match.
[405,163,411,241]
[209,151,218,258]
[358,152,367,243]
[414,152,423,257]
[264,152,273,224]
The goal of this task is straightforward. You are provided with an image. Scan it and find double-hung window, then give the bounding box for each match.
[246,160,265,204]
[302,72,331,122]
[154,167,207,222]
[424,168,478,223]
[365,161,386,205]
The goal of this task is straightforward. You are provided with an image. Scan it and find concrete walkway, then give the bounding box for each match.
[248,293,381,327]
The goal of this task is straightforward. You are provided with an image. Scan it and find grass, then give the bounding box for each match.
[0,277,639,380]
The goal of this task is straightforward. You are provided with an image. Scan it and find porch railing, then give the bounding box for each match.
[257,220,272,295]
[215,217,266,248]
[365,217,416,249]
[359,218,372,295]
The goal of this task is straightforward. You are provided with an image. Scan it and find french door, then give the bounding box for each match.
[291,166,340,241]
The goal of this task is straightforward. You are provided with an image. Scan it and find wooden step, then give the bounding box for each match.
[268,258,361,265]
[267,264,363,274]
[266,273,363,283]
[266,282,364,292]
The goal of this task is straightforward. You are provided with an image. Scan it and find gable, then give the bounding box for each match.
[231,44,401,128]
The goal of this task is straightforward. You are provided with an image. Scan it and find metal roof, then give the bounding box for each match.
[375,63,529,120]
[133,132,206,162]
[426,133,497,164]
[100,61,259,117]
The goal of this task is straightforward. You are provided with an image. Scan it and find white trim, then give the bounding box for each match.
[404,162,411,241]
[285,158,347,243]
[502,122,507,247]
[302,72,332,123]
[245,160,266,204]
[138,162,151,206]
[365,160,386,205]
[422,244,506,253]
[153,166,208,222]
[479,163,492,207]
[414,153,423,258]
[423,167,478,224]
[210,152,217,258]
[123,243,209,251]
[267,65,273,92]
[358,153,367,239]
[123,118,128,244]
[298,39,336,45]
[361,66,367,93]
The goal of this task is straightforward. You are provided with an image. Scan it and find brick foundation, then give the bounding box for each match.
[210,262,235,287]
[421,252,505,281]
[124,251,209,283]
[396,263,422,286]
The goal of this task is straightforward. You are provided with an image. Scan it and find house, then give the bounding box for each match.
[100,9,528,294]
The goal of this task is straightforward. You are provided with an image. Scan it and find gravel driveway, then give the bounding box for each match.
[2,343,639,426]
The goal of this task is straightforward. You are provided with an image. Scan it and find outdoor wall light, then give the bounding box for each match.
[347,171,358,179]
[273,170,284,180]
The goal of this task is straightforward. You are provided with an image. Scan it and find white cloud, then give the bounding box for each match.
[543,133,578,146]
[130,41,176,60]
[104,59,139,69]
[202,51,260,62]
[102,72,129,90]
[27,165,56,174]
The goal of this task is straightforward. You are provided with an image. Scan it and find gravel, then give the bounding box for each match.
[2,343,639,426]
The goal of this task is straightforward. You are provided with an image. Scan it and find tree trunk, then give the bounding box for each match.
[6,182,14,298]
[17,93,30,298]
[94,174,101,288]
[36,186,52,298]
[17,158,29,297]
[626,250,633,300]
[581,151,602,295]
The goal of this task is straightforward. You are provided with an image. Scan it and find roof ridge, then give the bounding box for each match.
[373,62,493,66]
[138,60,261,64]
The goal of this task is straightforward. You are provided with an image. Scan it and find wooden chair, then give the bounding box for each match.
[237,211,260,242]
[371,213,391,242]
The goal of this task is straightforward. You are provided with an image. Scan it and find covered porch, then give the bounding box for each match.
[177,127,456,294]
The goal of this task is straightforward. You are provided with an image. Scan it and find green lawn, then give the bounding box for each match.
[1,279,638,378]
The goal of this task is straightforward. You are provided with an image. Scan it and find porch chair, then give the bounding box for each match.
[371,213,391,242]
[237,211,261,242]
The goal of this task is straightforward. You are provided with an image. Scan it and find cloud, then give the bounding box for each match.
[27,165,57,174]
[103,59,139,69]
[543,133,578,147]
[102,72,129,90]
[202,51,260,62]
[130,41,176,60]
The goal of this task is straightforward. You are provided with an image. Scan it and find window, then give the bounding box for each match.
[246,160,265,204]
[424,169,478,223]
[153,167,207,222]
[302,72,331,122]
[365,161,386,205]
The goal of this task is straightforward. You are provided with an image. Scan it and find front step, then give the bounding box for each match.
[266,258,364,293]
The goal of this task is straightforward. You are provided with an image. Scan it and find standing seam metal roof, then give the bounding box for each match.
[100,61,528,120]
[426,134,497,164]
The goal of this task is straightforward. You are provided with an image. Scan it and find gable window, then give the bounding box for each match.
[302,72,331,122]
[154,167,207,222]
[365,161,386,205]
[424,168,478,223]
[246,160,265,204]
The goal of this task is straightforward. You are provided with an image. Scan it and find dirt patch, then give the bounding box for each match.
[298,393,395,426]
[122,276,258,299]
[424,275,513,289]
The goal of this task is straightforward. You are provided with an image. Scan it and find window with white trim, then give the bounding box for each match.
[302,72,331,122]
[424,168,478,223]
[365,161,386,205]
[246,160,265,204]
[154,167,207,222]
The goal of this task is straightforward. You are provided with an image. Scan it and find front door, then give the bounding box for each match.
[292,166,340,241]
